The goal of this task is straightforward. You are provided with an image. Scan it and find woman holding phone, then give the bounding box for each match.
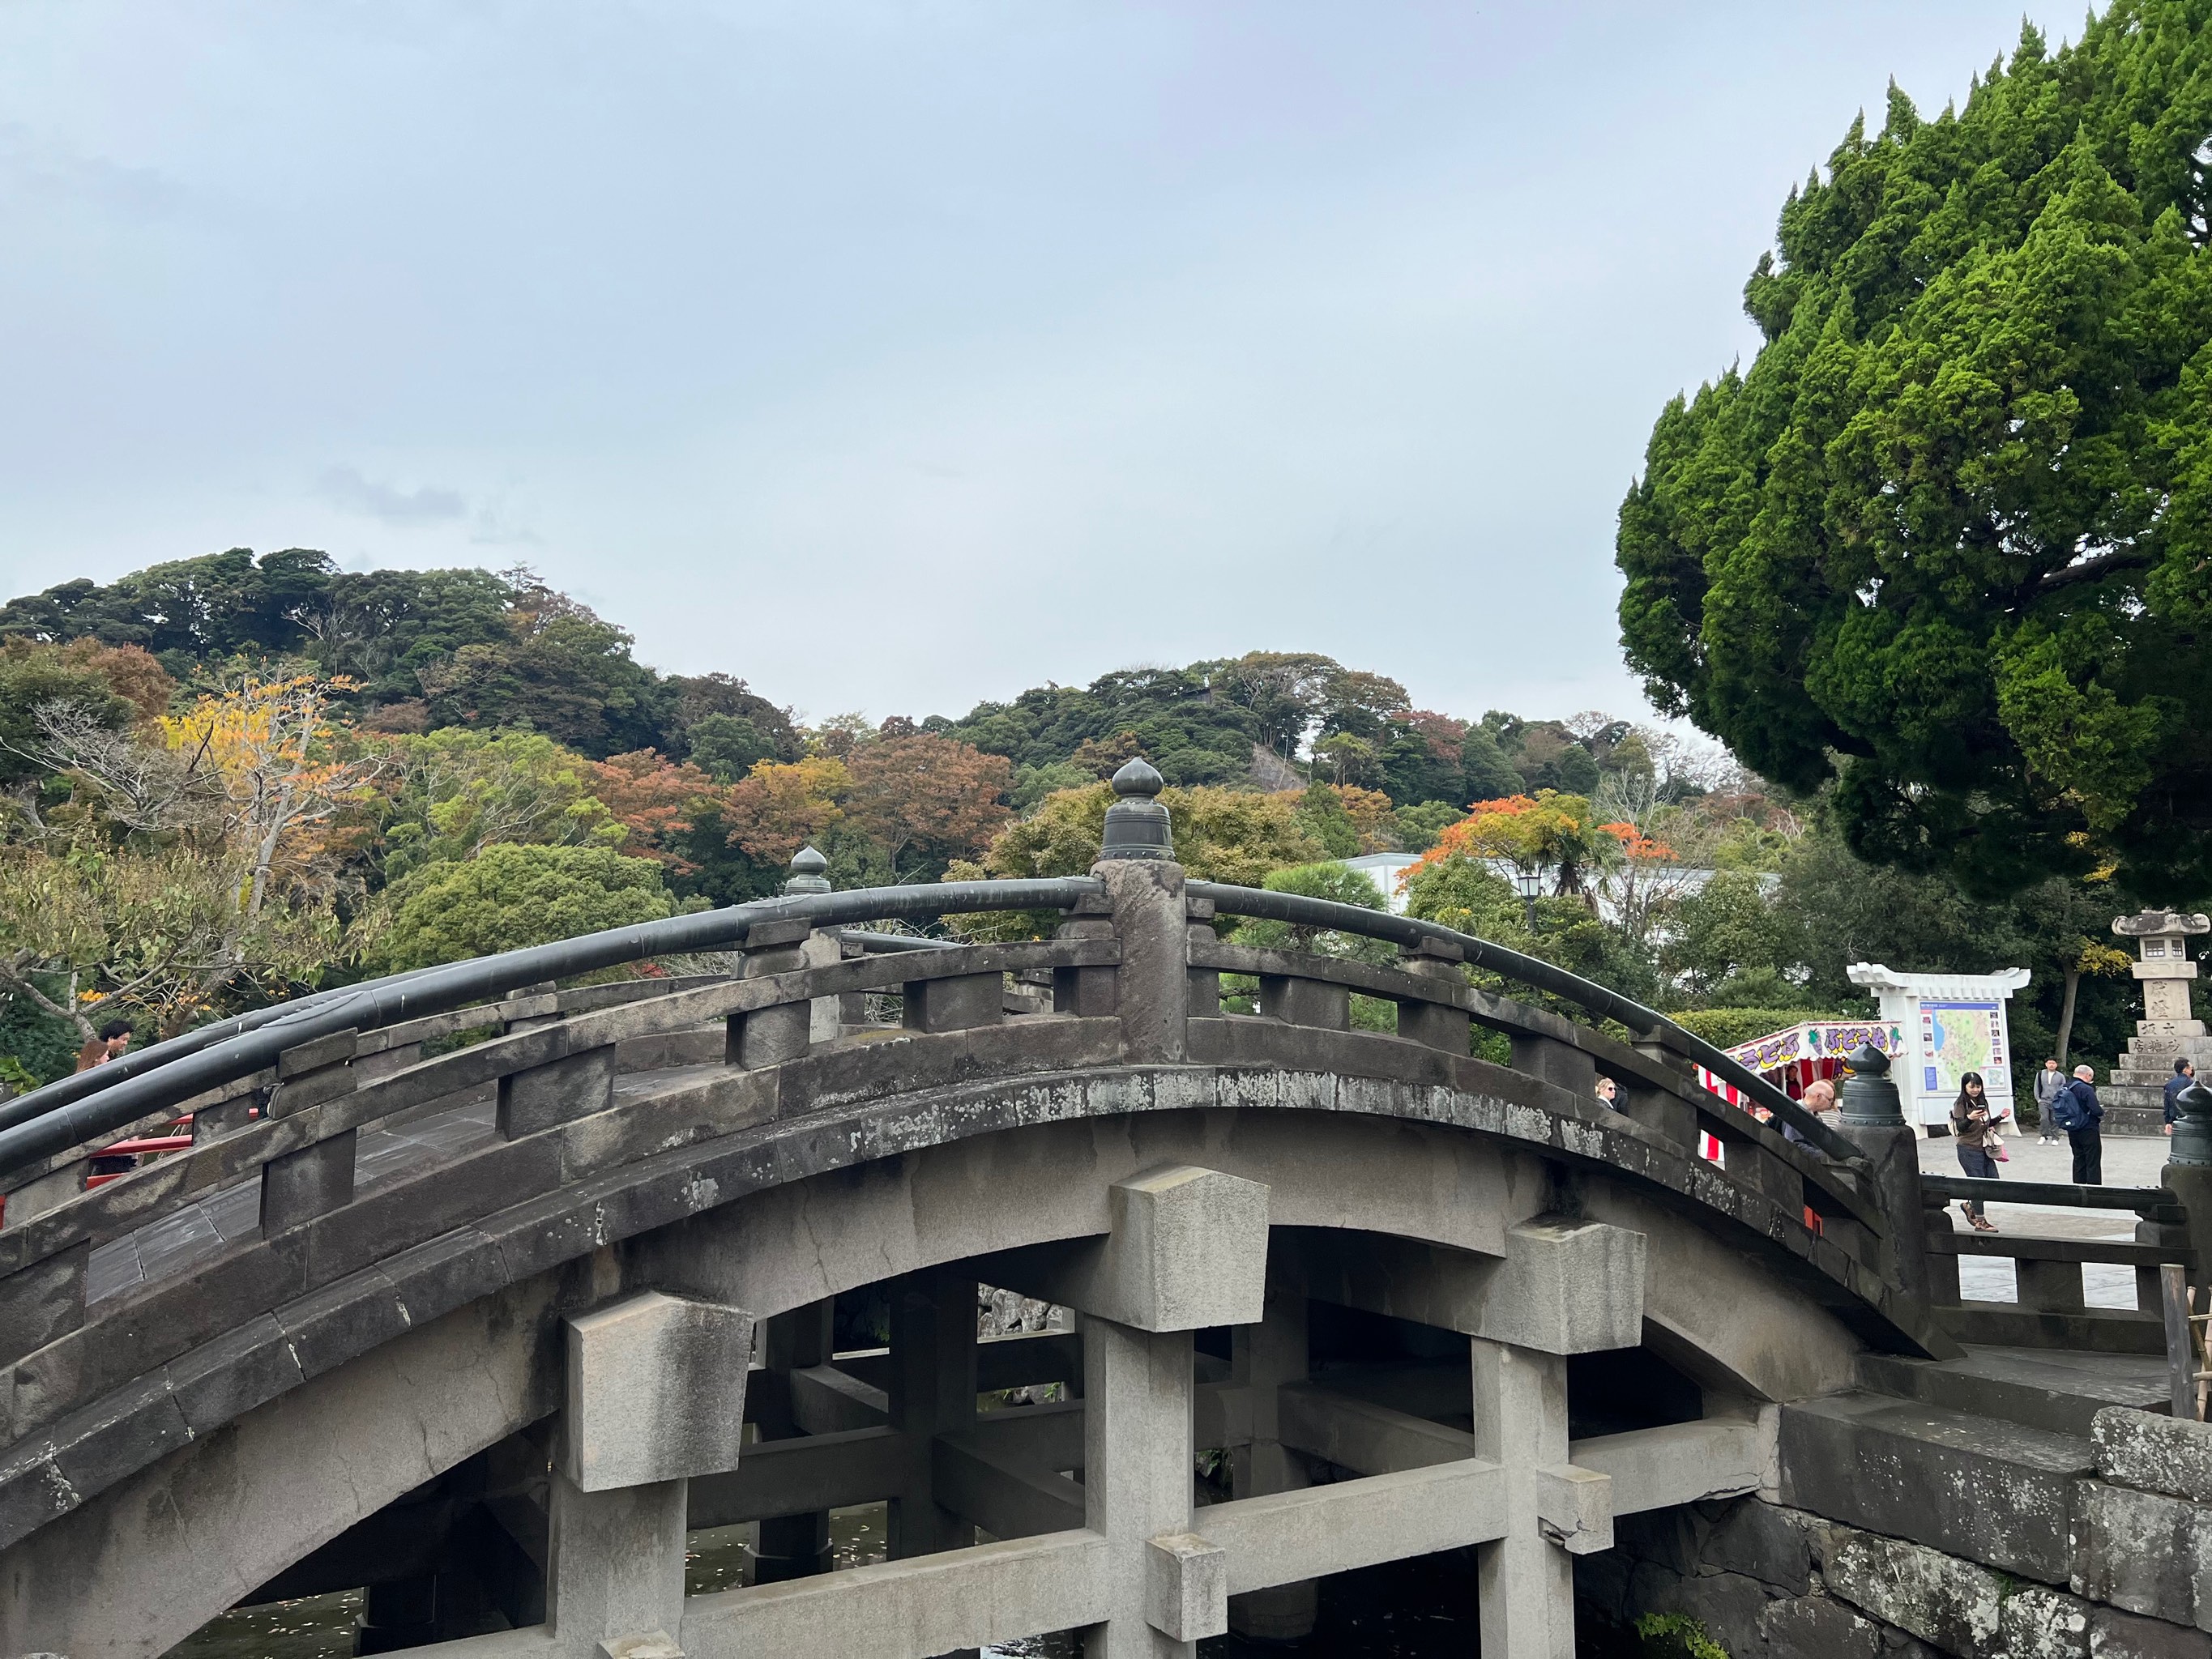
[1950,1071,2005,1231]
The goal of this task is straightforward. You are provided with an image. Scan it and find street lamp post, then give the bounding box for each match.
[1515,867,1542,932]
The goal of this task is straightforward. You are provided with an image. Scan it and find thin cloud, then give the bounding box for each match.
[317,465,466,527]
[0,122,180,217]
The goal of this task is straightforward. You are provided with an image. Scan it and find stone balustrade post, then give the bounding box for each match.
[728,847,844,1065]
[1836,1043,1932,1303]
[1185,893,1221,1018]
[1093,759,1188,1064]
[2162,1080,2212,1296]
[1396,939,1471,1054]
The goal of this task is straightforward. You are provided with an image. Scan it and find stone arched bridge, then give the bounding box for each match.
[0,768,1987,1657]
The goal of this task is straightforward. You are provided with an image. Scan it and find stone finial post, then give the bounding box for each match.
[1837,1042,1904,1128]
[784,844,832,896]
[1094,758,1188,1064]
[1099,757,1172,861]
[2175,1081,2212,1169]
[2161,1081,2212,1296]
[1834,1043,1935,1305]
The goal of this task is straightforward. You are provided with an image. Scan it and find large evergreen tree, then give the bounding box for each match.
[1617,3,2212,894]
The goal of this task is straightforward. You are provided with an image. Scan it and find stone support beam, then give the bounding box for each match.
[681,1529,1112,1659]
[1201,1459,1510,1593]
[788,1362,889,1434]
[1558,1418,1766,1517]
[1277,1380,1475,1475]
[933,1431,1087,1539]
[688,1427,904,1530]
[754,1299,839,1584]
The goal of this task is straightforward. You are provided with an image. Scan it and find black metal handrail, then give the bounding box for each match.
[1190,881,1865,1167]
[0,965,450,1142]
[0,879,1100,1181]
[2,872,1874,1181]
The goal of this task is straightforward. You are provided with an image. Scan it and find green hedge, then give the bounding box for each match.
[1668,1008,1868,1053]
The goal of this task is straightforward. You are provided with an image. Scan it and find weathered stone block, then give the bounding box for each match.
[276,1028,357,1079]
[1702,1496,1813,1595]
[2002,1584,2094,1658]
[1260,975,1349,1031]
[994,1165,1269,1332]
[1147,1530,1228,1641]
[2091,1602,2212,1657]
[1397,998,1471,1053]
[1757,1593,1887,1659]
[1642,1566,1774,1659]
[562,1290,754,1491]
[1780,1395,2090,1584]
[2073,1478,2212,1631]
[498,1045,617,1138]
[1513,1031,1596,1098]
[597,1633,683,1659]
[1536,1462,1613,1554]
[903,972,1003,1034]
[1821,1524,2009,1654]
[2095,1408,2212,1505]
[1480,1218,1645,1355]
[0,1239,86,1367]
[1097,855,1188,1061]
[258,1129,357,1236]
[265,1057,354,1116]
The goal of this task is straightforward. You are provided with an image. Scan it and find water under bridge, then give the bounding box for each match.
[2,763,2209,1659]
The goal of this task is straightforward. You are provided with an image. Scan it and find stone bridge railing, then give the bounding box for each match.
[0,764,1952,1570]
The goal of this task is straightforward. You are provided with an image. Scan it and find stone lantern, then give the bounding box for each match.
[2105,911,2212,1131]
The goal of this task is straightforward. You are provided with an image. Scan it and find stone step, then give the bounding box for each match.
[2103,1106,2169,1136]
[1779,1391,2094,1585]
[1856,1342,2171,1437]
[1937,1302,2168,1354]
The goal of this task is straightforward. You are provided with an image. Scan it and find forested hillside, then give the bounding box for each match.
[0,547,2144,1094]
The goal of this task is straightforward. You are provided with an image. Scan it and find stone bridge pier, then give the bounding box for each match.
[501,1162,1650,1659]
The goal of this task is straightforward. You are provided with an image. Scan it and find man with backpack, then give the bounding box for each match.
[2049,1063,2106,1186]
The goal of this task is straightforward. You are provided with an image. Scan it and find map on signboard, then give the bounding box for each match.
[1919,1000,2010,1097]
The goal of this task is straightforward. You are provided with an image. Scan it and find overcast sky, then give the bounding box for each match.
[0,2,2086,728]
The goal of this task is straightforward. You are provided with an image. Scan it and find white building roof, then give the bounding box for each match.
[1845,963,2031,999]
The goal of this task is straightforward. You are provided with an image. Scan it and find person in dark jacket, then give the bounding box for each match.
[1949,1073,2001,1231]
[2165,1059,2195,1137]
[2060,1064,2106,1185]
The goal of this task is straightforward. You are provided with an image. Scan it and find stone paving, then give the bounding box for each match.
[86,1098,503,1302]
[81,1062,734,1303]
